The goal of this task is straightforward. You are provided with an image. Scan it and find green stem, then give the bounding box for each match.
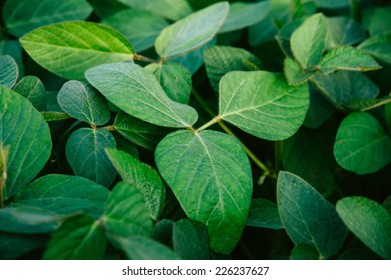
[133,53,158,63]
[102,125,116,132]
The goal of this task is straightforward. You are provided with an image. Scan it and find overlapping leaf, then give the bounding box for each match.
[0,55,18,88]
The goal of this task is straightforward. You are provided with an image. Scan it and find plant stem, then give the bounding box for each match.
[195,116,221,132]
[103,125,116,131]
[133,53,158,63]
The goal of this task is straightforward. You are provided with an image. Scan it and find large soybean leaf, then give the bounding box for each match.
[86,63,198,128]
[173,219,210,260]
[155,130,252,254]
[57,80,110,125]
[20,21,134,80]
[0,55,18,88]
[3,0,92,37]
[204,46,262,92]
[277,171,347,259]
[318,46,380,74]
[106,148,164,220]
[333,112,391,174]
[43,215,106,260]
[65,128,117,187]
[326,17,365,47]
[0,86,52,200]
[336,197,391,259]
[155,2,229,58]
[359,33,391,65]
[246,198,283,230]
[103,182,152,239]
[291,13,327,69]
[13,76,46,111]
[103,9,169,52]
[219,1,271,33]
[145,62,192,104]
[12,175,109,219]
[219,71,309,141]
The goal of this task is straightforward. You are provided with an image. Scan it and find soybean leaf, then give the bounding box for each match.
[0,40,24,75]
[113,134,139,159]
[291,13,327,69]
[219,71,309,141]
[0,55,18,88]
[284,57,316,85]
[65,128,117,187]
[219,1,271,33]
[20,21,134,80]
[384,196,391,214]
[276,19,303,57]
[246,198,283,230]
[114,111,168,150]
[3,0,92,37]
[88,0,128,19]
[155,130,252,254]
[314,0,350,8]
[12,174,109,219]
[346,98,391,112]
[145,62,192,104]
[0,86,52,200]
[277,171,347,259]
[173,219,210,260]
[0,232,48,259]
[154,2,229,58]
[359,33,391,65]
[338,248,380,260]
[153,219,174,247]
[365,7,391,37]
[105,148,165,220]
[103,182,153,239]
[13,76,46,111]
[333,112,391,174]
[103,9,169,52]
[303,86,335,129]
[43,215,106,260]
[318,46,381,74]
[57,80,111,126]
[326,17,365,47]
[86,62,198,128]
[41,112,71,122]
[336,197,391,259]
[204,45,262,92]
[291,244,320,260]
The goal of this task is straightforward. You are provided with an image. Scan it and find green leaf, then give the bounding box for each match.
[41,111,71,122]
[155,2,229,58]
[0,86,52,200]
[103,182,153,239]
[334,112,391,174]
[86,62,198,128]
[12,174,109,219]
[103,9,169,52]
[155,130,252,254]
[359,33,391,65]
[65,128,117,187]
[219,1,271,33]
[57,80,110,125]
[338,248,380,260]
[105,148,165,220]
[346,98,391,112]
[219,71,309,141]
[291,244,320,260]
[314,0,350,9]
[0,206,61,233]
[246,198,283,230]
[284,57,315,85]
[318,46,381,74]
[277,171,347,259]
[20,21,134,81]
[365,7,391,37]
[145,62,192,104]
[13,76,46,111]
[204,45,262,92]
[114,111,168,150]
[291,13,327,69]
[3,0,92,37]
[0,55,18,88]
[326,17,365,47]
[303,86,335,129]
[0,39,24,75]
[336,197,391,259]
[173,219,210,260]
[0,232,48,259]
[43,215,106,260]
[311,71,379,105]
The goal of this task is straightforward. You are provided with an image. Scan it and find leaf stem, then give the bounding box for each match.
[133,54,158,63]
[103,125,116,131]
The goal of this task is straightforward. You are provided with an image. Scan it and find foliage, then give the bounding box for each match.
[1,0,390,260]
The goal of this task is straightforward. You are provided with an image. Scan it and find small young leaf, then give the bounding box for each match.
[13,76,46,111]
[145,62,192,104]
[291,244,320,260]
[3,0,93,37]
[0,55,18,88]
[284,57,315,85]
[86,62,198,128]
[20,21,134,80]
[105,148,165,220]
[155,2,229,58]
[277,171,347,259]
[57,80,111,125]
[43,215,106,260]
[41,112,71,122]
[358,33,391,65]
[173,219,210,260]
[155,130,252,254]
[334,112,391,174]
[219,71,309,141]
[318,46,381,74]
[246,198,283,230]
[204,45,262,92]
[336,197,391,259]
[291,13,327,69]
[66,128,117,187]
